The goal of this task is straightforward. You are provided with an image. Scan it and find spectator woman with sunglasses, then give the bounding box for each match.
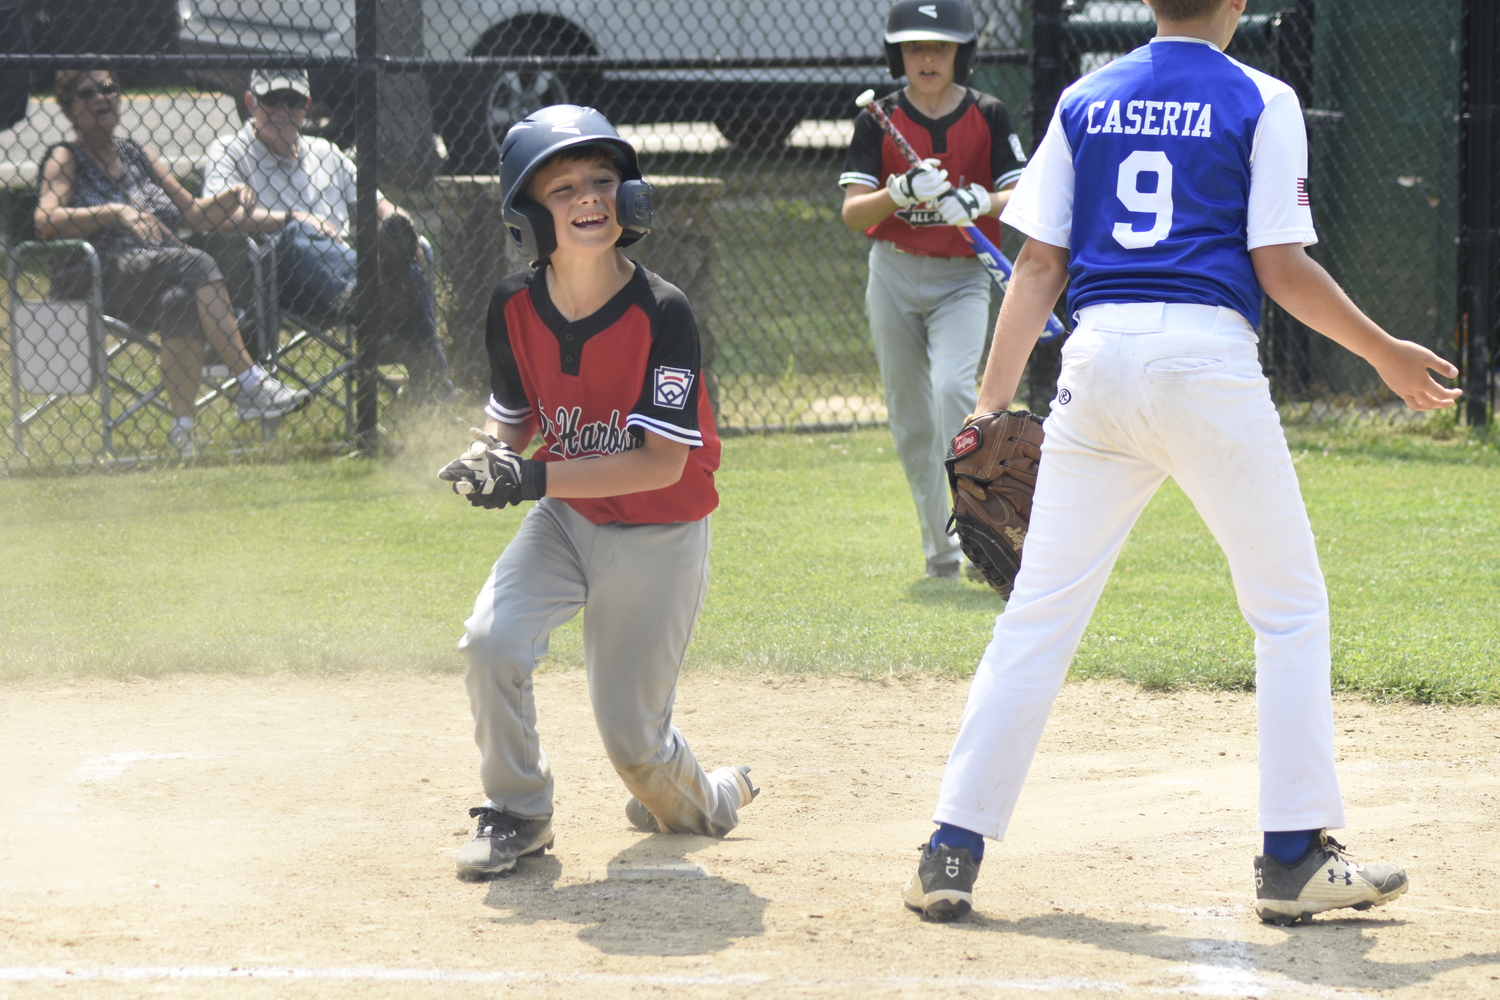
[35,69,308,457]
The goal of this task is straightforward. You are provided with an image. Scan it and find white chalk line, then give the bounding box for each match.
[1157,906,1377,1000]
[0,967,1131,992]
[75,751,213,783]
[0,964,1376,996]
[72,747,350,784]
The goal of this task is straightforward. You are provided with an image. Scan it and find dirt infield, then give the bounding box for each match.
[1,672,1497,999]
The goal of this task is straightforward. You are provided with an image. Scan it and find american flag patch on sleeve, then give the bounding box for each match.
[1296,177,1310,206]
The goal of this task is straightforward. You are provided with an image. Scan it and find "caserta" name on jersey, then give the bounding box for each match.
[1084,100,1213,138]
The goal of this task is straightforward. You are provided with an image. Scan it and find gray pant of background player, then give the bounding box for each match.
[460,497,746,837]
[866,240,993,570]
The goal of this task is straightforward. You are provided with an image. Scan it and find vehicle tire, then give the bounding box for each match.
[714,109,801,150]
[440,23,595,175]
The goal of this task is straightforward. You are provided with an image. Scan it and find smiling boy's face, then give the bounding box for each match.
[529,152,625,256]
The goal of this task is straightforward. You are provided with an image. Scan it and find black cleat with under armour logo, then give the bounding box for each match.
[904,842,980,921]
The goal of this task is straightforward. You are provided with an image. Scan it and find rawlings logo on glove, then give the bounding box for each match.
[437,428,547,509]
[951,425,982,458]
[945,410,1045,599]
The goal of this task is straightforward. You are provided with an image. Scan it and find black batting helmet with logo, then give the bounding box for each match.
[885,0,979,83]
[498,104,653,263]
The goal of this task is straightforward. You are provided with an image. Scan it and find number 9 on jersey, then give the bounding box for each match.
[1113,150,1174,250]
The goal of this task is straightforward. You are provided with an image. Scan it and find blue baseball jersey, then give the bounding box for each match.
[1003,37,1316,327]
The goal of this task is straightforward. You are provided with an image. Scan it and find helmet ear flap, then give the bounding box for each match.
[503,198,556,263]
[955,40,976,83]
[885,42,904,80]
[615,178,653,248]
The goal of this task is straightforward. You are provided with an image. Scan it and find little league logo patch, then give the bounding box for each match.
[653,366,694,410]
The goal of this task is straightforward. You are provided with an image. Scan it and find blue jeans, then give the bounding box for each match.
[275,220,450,389]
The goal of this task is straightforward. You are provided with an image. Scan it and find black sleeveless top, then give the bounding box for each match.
[45,138,181,261]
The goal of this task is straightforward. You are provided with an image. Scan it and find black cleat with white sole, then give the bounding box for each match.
[1255,831,1408,925]
[455,807,553,881]
[904,842,980,921]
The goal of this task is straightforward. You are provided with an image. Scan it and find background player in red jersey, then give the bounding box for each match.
[840,0,1028,580]
[440,105,758,881]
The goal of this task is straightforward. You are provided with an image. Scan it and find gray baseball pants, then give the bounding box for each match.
[459,497,745,836]
[866,239,993,568]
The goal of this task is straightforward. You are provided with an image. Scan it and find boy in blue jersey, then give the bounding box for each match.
[903,0,1460,925]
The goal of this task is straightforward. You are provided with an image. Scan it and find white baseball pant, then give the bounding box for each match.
[866,239,993,569]
[459,497,746,836]
[934,302,1346,840]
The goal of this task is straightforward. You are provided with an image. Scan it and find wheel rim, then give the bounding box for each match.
[484,70,568,153]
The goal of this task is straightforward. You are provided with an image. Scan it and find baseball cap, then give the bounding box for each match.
[250,69,309,97]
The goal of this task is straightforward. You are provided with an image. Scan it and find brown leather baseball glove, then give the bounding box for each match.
[945,410,1045,600]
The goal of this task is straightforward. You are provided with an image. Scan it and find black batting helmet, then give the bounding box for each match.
[498,105,653,263]
[885,0,979,83]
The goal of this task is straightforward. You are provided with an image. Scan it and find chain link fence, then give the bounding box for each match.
[0,0,1493,472]
[1053,0,1484,423]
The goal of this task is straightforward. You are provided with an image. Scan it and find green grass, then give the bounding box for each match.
[711,195,875,382]
[2,418,1497,701]
[1073,416,1500,701]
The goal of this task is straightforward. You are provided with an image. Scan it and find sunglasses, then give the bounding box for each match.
[257,91,308,111]
[74,83,120,103]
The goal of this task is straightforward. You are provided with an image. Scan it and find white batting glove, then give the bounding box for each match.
[936,184,993,226]
[886,159,951,207]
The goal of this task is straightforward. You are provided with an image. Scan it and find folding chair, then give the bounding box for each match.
[6,239,109,458]
[5,189,281,461]
[268,234,437,440]
[6,193,433,461]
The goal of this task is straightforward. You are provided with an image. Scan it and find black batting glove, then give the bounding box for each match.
[466,455,546,509]
[437,429,547,509]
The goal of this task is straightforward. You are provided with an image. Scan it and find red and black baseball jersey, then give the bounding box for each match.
[840,87,1026,257]
[484,263,720,526]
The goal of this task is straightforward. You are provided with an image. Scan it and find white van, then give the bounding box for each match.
[177,0,1022,168]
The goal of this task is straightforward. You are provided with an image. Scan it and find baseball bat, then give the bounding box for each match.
[854,89,1066,344]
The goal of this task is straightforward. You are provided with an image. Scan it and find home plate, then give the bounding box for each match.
[606,860,709,879]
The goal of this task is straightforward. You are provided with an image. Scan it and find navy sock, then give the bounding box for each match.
[930,823,985,861]
[1263,829,1318,865]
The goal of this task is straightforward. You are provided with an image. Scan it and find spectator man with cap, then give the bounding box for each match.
[203,69,456,401]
